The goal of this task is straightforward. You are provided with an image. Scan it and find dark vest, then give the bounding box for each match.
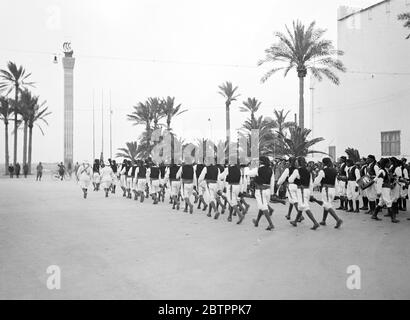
[182,165,194,180]
[137,166,146,178]
[226,166,241,184]
[111,164,117,173]
[322,167,337,186]
[93,163,100,173]
[287,166,299,184]
[131,166,137,177]
[347,166,357,181]
[297,167,311,187]
[159,166,166,178]
[169,165,180,180]
[205,165,218,181]
[196,164,205,178]
[339,163,347,176]
[367,162,376,176]
[150,166,160,179]
[254,166,272,185]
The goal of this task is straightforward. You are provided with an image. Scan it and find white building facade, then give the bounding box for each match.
[313,0,410,160]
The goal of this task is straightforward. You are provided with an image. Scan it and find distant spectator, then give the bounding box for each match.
[36,162,43,181]
[58,162,65,181]
[15,162,21,178]
[8,165,14,178]
[23,163,29,178]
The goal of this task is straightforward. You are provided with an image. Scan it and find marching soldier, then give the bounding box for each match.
[313,157,343,228]
[221,162,245,224]
[276,157,299,220]
[92,159,101,191]
[100,161,115,198]
[176,157,197,214]
[198,157,220,218]
[336,156,348,210]
[365,155,379,215]
[372,158,399,223]
[248,156,275,231]
[346,159,361,213]
[77,160,92,199]
[288,157,320,230]
[167,161,182,210]
[134,160,148,203]
[147,161,161,204]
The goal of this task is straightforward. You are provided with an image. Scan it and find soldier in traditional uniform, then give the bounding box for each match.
[176,157,196,214]
[364,155,380,215]
[247,156,275,231]
[119,159,128,197]
[100,161,115,198]
[198,157,220,218]
[92,159,101,191]
[313,157,343,228]
[400,158,408,212]
[345,159,361,213]
[194,162,206,210]
[371,158,399,223]
[147,161,161,204]
[359,158,369,211]
[167,161,182,210]
[288,156,320,230]
[159,162,167,203]
[336,156,348,210]
[109,159,118,194]
[134,160,148,203]
[221,162,245,224]
[276,157,299,220]
[77,160,92,199]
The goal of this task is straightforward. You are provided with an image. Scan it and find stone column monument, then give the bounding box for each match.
[62,42,75,171]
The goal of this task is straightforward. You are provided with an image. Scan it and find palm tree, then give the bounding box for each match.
[116,141,138,164]
[241,115,274,156]
[258,21,346,129]
[18,89,34,167]
[218,81,240,159]
[277,126,325,157]
[161,96,187,131]
[161,96,187,163]
[398,12,410,39]
[27,96,50,174]
[0,96,11,173]
[239,97,262,122]
[127,101,153,153]
[147,97,166,130]
[272,109,294,137]
[0,62,34,166]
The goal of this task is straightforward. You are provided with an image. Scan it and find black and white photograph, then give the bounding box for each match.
[0,0,410,304]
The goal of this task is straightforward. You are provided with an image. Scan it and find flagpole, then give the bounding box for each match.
[101,89,104,162]
[109,90,112,159]
[92,89,95,160]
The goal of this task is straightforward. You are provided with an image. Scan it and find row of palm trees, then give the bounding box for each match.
[0,62,51,174]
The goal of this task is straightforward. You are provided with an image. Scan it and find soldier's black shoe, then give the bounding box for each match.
[320,221,326,226]
[311,223,320,230]
[335,219,343,229]
[252,219,258,227]
[266,225,274,231]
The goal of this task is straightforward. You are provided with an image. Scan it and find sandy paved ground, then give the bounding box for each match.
[1,176,410,300]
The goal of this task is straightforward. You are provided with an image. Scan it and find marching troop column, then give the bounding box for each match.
[62,44,75,170]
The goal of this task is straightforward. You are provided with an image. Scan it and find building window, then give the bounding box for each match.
[381,131,401,156]
[329,146,336,160]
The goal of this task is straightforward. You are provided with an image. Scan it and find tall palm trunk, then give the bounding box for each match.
[23,120,28,166]
[298,76,305,129]
[13,85,19,166]
[4,121,9,174]
[28,125,33,174]
[225,102,230,160]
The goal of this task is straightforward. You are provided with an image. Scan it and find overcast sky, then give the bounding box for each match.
[0,0,377,163]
